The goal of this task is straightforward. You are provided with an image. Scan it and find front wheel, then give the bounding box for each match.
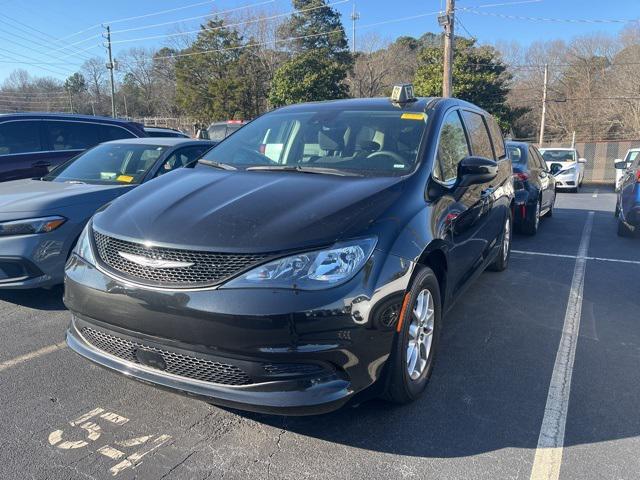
[383,267,441,404]
[617,218,633,237]
[488,210,512,272]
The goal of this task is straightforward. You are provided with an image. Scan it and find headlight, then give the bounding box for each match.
[0,216,66,236]
[72,221,96,265]
[223,238,377,290]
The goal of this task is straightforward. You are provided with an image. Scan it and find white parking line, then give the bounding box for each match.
[592,189,599,198]
[0,342,66,373]
[529,211,594,480]
[513,250,640,266]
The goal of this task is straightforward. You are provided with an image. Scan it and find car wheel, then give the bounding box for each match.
[383,266,441,404]
[488,210,512,272]
[522,200,540,236]
[545,194,555,218]
[617,218,633,237]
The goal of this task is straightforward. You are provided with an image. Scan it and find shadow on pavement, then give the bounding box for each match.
[0,285,66,311]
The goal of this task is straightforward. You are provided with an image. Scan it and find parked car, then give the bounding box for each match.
[539,147,586,192]
[615,152,640,237]
[64,87,514,415]
[144,127,190,138]
[207,120,247,141]
[0,113,147,183]
[0,138,216,289]
[507,141,556,235]
[614,148,639,192]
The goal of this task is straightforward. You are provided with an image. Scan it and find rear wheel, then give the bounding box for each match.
[383,267,441,404]
[488,211,512,272]
[617,218,633,237]
[521,200,541,236]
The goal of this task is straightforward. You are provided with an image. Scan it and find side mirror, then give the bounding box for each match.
[614,160,628,170]
[457,156,498,187]
[578,157,587,164]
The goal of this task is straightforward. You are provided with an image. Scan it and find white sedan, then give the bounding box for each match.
[539,147,586,193]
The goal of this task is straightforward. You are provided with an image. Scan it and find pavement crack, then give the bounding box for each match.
[160,451,197,479]
[266,418,287,480]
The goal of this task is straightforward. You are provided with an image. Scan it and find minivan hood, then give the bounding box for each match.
[0,179,132,215]
[94,168,406,253]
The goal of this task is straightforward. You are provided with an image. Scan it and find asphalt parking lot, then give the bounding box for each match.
[0,186,638,480]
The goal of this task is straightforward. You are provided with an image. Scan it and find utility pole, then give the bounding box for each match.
[350,3,360,54]
[440,0,455,97]
[66,87,74,113]
[571,130,576,149]
[538,63,548,145]
[103,25,117,118]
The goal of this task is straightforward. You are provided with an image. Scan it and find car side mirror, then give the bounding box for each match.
[614,160,628,170]
[578,157,587,164]
[457,156,498,187]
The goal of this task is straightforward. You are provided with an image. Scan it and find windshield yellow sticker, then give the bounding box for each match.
[116,175,134,183]
[401,112,426,121]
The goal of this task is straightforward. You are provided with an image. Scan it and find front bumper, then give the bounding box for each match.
[554,171,578,189]
[64,251,414,415]
[0,226,77,289]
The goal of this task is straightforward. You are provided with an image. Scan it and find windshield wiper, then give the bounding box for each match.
[246,165,361,177]
[197,159,237,170]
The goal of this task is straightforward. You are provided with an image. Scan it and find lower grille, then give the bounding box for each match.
[80,327,252,386]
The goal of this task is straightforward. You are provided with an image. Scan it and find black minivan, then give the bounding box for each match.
[65,89,514,415]
[0,113,147,182]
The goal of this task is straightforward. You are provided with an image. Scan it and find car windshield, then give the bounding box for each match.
[541,150,576,162]
[43,143,168,184]
[624,151,639,163]
[507,145,526,165]
[201,108,428,177]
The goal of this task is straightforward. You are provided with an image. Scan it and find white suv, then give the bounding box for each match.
[539,147,586,193]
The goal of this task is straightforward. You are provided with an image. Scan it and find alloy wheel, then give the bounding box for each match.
[406,288,435,380]
[503,217,511,262]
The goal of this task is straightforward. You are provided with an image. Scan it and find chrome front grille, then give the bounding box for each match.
[80,327,252,386]
[93,230,269,288]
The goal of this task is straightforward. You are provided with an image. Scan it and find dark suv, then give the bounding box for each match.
[0,113,146,182]
[65,90,514,415]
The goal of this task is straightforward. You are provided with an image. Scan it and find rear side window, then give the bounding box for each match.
[0,120,42,155]
[434,110,470,183]
[44,121,100,150]
[486,116,506,159]
[531,147,546,170]
[208,125,228,142]
[462,111,495,160]
[102,125,136,141]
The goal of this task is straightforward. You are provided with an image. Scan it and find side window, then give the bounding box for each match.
[0,121,42,155]
[434,110,470,183]
[486,116,506,159]
[532,148,546,170]
[44,121,100,150]
[101,125,136,142]
[156,146,208,177]
[461,111,495,160]
[208,125,227,142]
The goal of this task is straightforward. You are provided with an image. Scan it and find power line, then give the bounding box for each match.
[109,0,349,45]
[59,0,221,42]
[461,8,640,24]
[110,0,275,35]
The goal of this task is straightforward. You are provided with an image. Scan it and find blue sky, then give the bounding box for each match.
[0,0,637,82]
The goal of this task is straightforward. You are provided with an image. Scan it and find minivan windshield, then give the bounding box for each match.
[541,149,576,163]
[43,143,168,184]
[201,109,428,177]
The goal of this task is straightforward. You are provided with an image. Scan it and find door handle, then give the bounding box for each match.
[32,160,51,168]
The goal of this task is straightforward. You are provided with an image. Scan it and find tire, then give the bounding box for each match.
[545,194,555,218]
[617,218,633,237]
[487,210,512,272]
[383,266,441,404]
[521,199,540,236]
